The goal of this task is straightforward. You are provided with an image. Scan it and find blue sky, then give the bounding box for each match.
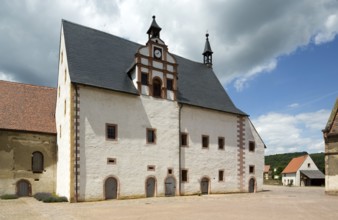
[0,0,337,155]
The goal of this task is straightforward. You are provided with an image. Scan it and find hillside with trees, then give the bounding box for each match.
[265,152,325,179]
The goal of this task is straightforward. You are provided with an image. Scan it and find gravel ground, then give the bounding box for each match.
[1,185,338,220]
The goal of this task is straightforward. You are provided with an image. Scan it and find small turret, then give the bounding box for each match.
[146,16,162,39]
[203,33,213,67]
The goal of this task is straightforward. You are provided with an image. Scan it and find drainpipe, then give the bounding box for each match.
[178,103,183,195]
[75,83,79,202]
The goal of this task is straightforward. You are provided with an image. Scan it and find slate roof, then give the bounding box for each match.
[0,80,56,134]
[62,20,246,116]
[323,98,338,134]
[282,155,308,174]
[300,170,325,179]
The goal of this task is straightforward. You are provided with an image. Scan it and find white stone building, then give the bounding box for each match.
[282,154,324,186]
[56,17,265,202]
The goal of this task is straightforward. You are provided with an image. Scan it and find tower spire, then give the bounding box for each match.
[146,15,162,39]
[203,33,213,67]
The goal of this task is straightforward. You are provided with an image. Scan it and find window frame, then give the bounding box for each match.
[218,137,225,150]
[249,165,255,174]
[181,132,189,147]
[202,135,209,149]
[147,165,156,171]
[181,169,188,183]
[106,123,118,141]
[146,128,157,144]
[249,141,255,152]
[107,158,116,165]
[141,72,149,86]
[167,78,173,91]
[32,151,44,173]
[218,170,225,182]
[152,77,162,98]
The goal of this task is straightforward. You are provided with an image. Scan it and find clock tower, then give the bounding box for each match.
[132,16,178,101]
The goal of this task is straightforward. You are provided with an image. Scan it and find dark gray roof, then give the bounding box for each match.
[62,20,246,116]
[300,170,325,179]
[203,34,213,55]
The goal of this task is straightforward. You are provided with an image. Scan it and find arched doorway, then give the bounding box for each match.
[164,176,176,196]
[104,177,118,200]
[146,177,156,197]
[152,78,162,98]
[201,177,210,195]
[248,178,256,193]
[16,179,31,197]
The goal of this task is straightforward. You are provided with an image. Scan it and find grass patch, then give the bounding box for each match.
[34,192,68,203]
[1,194,19,200]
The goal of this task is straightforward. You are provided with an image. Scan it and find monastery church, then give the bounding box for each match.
[1,16,265,202]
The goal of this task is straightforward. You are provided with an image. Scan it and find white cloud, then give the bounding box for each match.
[0,71,16,82]
[252,109,330,155]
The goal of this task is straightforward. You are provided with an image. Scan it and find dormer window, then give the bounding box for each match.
[152,78,162,98]
[141,72,148,85]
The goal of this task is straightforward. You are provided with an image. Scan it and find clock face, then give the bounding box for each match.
[154,48,162,59]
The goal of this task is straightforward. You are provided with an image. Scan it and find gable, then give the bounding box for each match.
[62,20,246,116]
[323,98,338,135]
[282,155,308,174]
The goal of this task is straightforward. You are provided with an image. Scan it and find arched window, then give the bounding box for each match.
[32,151,44,173]
[152,78,162,98]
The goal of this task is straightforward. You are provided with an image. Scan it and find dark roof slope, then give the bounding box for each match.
[300,170,324,179]
[0,80,56,134]
[62,20,246,115]
[323,98,338,134]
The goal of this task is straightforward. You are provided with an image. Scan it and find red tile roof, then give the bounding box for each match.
[264,165,270,173]
[282,155,308,174]
[0,80,56,134]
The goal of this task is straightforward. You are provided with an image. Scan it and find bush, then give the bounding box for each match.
[1,194,18,200]
[34,192,68,203]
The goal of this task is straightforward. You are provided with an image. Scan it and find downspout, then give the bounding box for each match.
[178,103,183,195]
[74,83,79,202]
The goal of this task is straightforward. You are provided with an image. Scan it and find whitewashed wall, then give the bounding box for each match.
[77,86,179,201]
[180,105,264,194]
[55,27,72,200]
[282,173,297,186]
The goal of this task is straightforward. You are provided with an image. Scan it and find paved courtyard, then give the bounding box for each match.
[1,185,338,220]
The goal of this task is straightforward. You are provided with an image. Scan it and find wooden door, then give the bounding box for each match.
[146,177,156,197]
[201,177,209,195]
[17,180,31,197]
[105,177,118,199]
[164,176,176,196]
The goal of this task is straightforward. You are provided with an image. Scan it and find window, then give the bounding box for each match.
[249,165,255,174]
[167,79,173,91]
[64,99,66,115]
[219,170,224,182]
[147,165,155,171]
[152,78,162,98]
[107,158,116,164]
[106,124,117,140]
[168,168,173,175]
[147,128,156,144]
[59,125,61,138]
[32,151,44,173]
[218,137,224,150]
[181,169,188,182]
[249,141,255,152]
[308,163,311,168]
[64,69,67,83]
[202,135,209,149]
[141,72,148,85]
[181,132,188,147]
[61,51,63,64]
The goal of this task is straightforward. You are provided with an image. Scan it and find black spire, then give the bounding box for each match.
[203,33,213,67]
[146,15,162,39]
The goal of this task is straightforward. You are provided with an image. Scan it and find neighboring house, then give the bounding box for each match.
[0,80,57,196]
[323,98,338,195]
[264,165,271,180]
[56,17,265,202]
[282,155,324,186]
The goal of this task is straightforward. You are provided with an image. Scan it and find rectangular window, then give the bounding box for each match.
[181,132,188,147]
[181,169,188,182]
[202,135,209,149]
[249,141,255,152]
[64,99,66,115]
[147,128,156,144]
[141,72,148,85]
[147,165,155,171]
[218,170,224,182]
[249,165,255,174]
[218,137,224,150]
[106,124,117,140]
[64,69,67,83]
[107,158,116,164]
[168,168,173,175]
[167,79,173,91]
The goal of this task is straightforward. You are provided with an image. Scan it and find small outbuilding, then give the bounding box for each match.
[282,154,324,186]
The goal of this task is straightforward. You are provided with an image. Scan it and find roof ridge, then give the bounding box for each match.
[0,80,56,90]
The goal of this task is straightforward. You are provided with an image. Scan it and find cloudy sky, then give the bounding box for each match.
[1,0,338,155]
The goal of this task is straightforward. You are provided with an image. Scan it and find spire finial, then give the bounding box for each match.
[152,15,155,19]
[203,32,213,67]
